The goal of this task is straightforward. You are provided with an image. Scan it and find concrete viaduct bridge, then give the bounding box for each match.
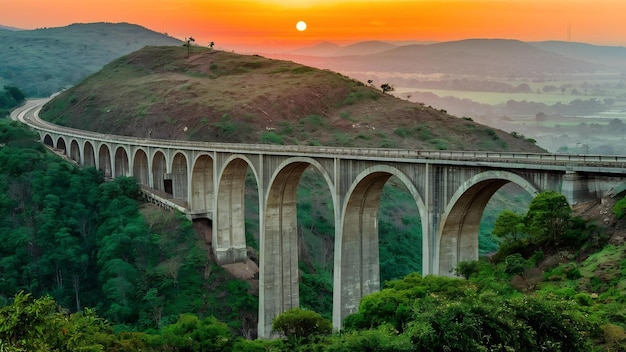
[12,99,626,338]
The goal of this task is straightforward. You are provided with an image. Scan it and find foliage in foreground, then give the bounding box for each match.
[1,272,609,352]
[0,120,257,332]
[0,292,117,352]
[345,274,593,351]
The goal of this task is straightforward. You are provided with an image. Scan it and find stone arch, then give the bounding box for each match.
[171,152,189,203]
[214,155,260,264]
[132,148,150,186]
[258,157,335,339]
[436,170,539,276]
[43,134,54,148]
[83,141,95,167]
[69,139,80,163]
[335,165,426,329]
[56,136,67,155]
[98,144,112,178]
[114,146,130,177]
[191,154,214,215]
[152,150,167,193]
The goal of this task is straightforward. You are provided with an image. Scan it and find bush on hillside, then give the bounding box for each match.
[272,307,332,343]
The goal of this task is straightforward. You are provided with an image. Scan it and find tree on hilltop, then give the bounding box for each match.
[381,83,395,94]
[183,36,195,58]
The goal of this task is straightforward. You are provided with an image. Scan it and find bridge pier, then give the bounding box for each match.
[561,171,594,205]
[213,246,248,264]
[213,158,250,265]
[333,172,388,330]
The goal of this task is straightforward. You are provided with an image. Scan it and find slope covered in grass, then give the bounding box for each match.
[40,45,545,152]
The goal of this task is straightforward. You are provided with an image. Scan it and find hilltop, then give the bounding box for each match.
[0,22,181,96]
[40,45,544,152]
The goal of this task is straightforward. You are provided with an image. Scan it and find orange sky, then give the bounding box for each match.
[2,0,625,51]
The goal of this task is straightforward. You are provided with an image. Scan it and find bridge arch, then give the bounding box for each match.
[259,157,335,339]
[151,150,168,193]
[190,154,214,216]
[114,146,130,177]
[214,154,260,264]
[132,148,150,186]
[335,165,426,329]
[56,136,67,155]
[436,170,540,276]
[42,134,54,148]
[83,141,96,167]
[171,152,189,203]
[69,139,81,164]
[97,144,112,178]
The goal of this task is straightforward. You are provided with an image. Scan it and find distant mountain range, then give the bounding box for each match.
[0,25,22,31]
[530,41,626,71]
[292,40,400,56]
[0,22,181,96]
[273,39,626,76]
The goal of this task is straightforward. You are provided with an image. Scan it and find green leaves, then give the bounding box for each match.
[491,191,590,260]
[272,307,332,343]
[612,196,626,219]
[0,292,118,351]
[0,86,26,117]
[492,209,525,242]
[0,121,220,330]
[153,314,234,352]
[343,273,593,352]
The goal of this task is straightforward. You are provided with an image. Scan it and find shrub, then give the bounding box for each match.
[326,326,413,352]
[612,197,626,219]
[455,260,480,279]
[150,314,234,352]
[574,293,594,307]
[261,131,284,145]
[272,307,332,343]
[603,324,626,351]
[504,253,527,275]
[394,127,411,138]
[565,264,582,280]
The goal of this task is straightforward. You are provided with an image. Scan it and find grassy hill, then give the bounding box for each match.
[0,22,181,97]
[40,45,543,152]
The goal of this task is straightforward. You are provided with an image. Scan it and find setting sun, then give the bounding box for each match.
[296,20,307,32]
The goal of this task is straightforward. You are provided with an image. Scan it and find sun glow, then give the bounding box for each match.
[296,20,307,31]
[2,0,625,51]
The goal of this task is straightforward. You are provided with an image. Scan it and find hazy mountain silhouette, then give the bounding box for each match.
[531,41,626,71]
[291,41,343,56]
[272,38,604,77]
[0,24,22,31]
[333,40,398,56]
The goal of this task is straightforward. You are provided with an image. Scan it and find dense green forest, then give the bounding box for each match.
[0,86,25,117]
[2,119,626,350]
[0,120,257,334]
